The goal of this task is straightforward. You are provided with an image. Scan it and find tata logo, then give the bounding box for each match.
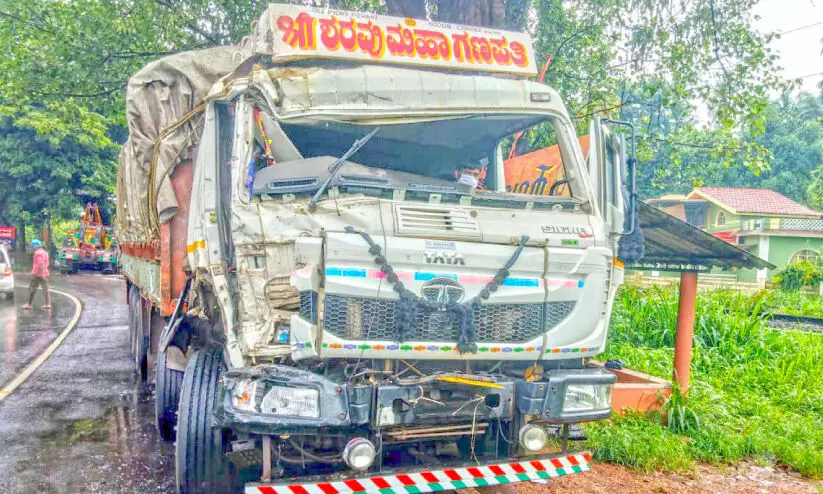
[424,251,465,265]
[421,277,465,307]
[541,225,592,237]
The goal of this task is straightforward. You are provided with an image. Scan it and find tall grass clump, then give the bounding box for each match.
[588,285,823,477]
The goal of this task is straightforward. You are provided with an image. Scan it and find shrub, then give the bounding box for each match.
[774,260,823,291]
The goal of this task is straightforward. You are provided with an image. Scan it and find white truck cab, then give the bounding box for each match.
[119,4,639,493]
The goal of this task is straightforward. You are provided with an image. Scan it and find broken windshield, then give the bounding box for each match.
[248,110,581,205]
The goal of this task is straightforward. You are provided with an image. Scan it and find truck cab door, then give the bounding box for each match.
[587,118,627,237]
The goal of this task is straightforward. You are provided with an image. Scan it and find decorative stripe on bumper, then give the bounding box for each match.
[246,452,591,494]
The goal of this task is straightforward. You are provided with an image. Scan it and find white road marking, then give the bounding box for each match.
[0,288,83,403]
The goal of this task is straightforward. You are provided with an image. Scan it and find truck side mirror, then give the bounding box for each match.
[601,119,642,262]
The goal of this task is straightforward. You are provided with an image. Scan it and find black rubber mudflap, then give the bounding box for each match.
[155,348,184,441]
[175,348,235,494]
[132,291,147,383]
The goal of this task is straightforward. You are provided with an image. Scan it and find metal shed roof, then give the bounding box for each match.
[630,202,774,271]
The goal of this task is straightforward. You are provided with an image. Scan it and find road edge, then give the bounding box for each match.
[0,288,84,403]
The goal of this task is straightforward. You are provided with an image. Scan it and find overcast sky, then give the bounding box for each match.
[754,0,823,94]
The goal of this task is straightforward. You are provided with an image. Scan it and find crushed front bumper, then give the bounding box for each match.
[245,452,592,493]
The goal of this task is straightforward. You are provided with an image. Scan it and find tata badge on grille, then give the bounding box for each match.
[421,277,465,309]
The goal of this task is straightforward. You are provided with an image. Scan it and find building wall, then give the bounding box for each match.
[734,235,823,282]
[768,236,823,271]
[705,203,740,233]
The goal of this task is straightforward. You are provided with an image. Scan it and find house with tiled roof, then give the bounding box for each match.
[648,187,823,282]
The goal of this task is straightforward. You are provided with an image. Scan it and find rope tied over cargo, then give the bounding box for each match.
[344,226,529,354]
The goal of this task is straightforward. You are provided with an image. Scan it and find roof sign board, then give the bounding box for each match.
[0,226,15,240]
[264,3,537,76]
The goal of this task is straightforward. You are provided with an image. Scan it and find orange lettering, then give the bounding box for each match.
[452,32,473,63]
[357,21,386,58]
[470,36,492,64]
[386,24,416,57]
[510,41,529,67]
[413,29,451,60]
[319,16,341,51]
[338,18,358,51]
[490,37,512,65]
[276,12,317,50]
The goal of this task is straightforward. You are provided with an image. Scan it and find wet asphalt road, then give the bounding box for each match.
[0,278,75,388]
[0,273,176,494]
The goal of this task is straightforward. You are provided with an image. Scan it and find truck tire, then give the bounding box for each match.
[155,348,184,441]
[175,348,235,494]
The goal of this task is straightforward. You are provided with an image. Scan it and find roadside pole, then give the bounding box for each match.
[673,271,698,395]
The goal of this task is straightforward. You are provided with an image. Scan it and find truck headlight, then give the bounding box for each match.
[562,384,612,413]
[260,386,320,418]
[519,424,549,452]
[343,438,376,470]
[231,379,258,412]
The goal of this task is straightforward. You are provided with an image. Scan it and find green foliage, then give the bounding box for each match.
[662,381,700,435]
[0,104,117,230]
[0,1,800,229]
[761,289,823,317]
[774,261,823,291]
[632,89,823,201]
[590,286,823,477]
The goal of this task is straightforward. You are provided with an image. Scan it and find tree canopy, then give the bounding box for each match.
[0,0,816,240]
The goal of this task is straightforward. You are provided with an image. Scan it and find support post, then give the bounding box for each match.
[673,271,698,395]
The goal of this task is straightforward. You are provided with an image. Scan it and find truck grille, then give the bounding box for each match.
[323,296,575,343]
[395,205,481,238]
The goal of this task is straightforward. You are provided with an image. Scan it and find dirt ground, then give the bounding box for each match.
[516,462,823,494]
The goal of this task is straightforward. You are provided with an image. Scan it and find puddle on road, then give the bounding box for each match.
[10,384,176,494]
[0,288,75,387]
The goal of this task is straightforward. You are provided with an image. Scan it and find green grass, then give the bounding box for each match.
[761,288,823,317]
[585,286,823,478]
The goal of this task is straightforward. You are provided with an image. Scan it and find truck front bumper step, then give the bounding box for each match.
[245,452,591,493]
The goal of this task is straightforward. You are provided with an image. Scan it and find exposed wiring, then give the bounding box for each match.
[470,399,485,464]
[287,439,343,464]
[452,396,484,417]
[399,359,425,377]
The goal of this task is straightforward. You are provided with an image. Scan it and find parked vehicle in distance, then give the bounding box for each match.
[0,244,14,301]
[118,4,641,493]
[59,203,119,274]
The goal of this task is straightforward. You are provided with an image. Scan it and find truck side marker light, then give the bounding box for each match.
[245,453,592,493]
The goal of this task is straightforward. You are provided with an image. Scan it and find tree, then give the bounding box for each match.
[0,0,791,229]
[0,102,117,247]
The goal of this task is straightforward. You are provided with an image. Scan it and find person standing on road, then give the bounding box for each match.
[22,239,51,310]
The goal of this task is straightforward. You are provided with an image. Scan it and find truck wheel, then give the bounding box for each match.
[155,348,184,441]
[175,348,235,494]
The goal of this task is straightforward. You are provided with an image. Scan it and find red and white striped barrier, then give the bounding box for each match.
[246,452,592,494]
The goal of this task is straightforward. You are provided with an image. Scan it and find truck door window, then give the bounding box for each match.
[215,102,236,263]
[501,122,575,198]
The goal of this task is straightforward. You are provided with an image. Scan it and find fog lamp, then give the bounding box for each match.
[562,384,612,413]
[519,424,549,453]
[343,438,376,471]
[260,386,320,418]
[231,379,258,412]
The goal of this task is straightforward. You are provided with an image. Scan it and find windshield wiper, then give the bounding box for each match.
[308,127,381,212]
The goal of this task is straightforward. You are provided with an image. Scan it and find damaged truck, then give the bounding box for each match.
[117,4,640,493]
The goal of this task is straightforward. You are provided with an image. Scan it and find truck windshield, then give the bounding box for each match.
[250,111,578,203]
